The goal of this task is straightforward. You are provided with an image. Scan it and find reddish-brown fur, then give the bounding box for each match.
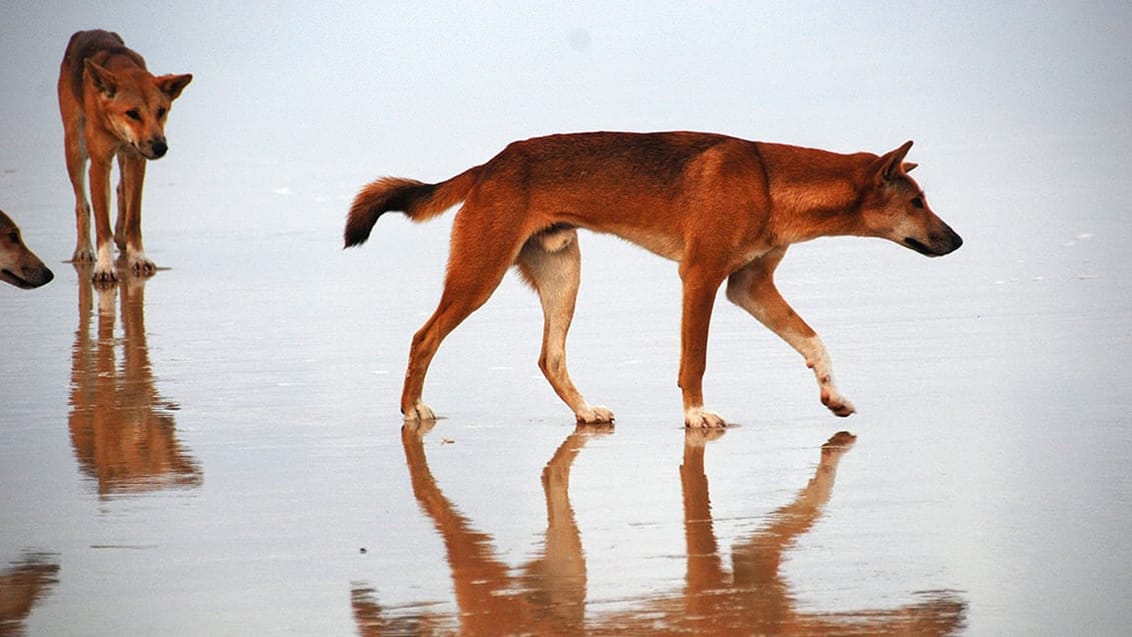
[345,131,962,427]
[0,210,54,289]
[58,29,192,283]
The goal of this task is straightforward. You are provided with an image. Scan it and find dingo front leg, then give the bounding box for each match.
[88,159,118,283]
[806,344,856,417]
[678,264,729,428]
[118,154,156,275]
[727,250,856,418]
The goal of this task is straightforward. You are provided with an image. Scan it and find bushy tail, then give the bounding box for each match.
[343,166,481,248]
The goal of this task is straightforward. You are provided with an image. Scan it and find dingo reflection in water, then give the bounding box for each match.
[68,268,200,496]
[353,421,608,635]
[0,551,60,635]
[620,430,967,635]
[353,427,965,635]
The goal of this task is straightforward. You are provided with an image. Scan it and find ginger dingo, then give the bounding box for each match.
[0,210,54,289]
[58,29,191,283]
[344,132,962,428]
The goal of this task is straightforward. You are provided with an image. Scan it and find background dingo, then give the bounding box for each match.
[0,210,54,289]
[58,29,191,283]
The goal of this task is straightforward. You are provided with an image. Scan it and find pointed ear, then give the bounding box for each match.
[84,59,118,98]
[875,140,914,182]
[156,73,193,101]
[902,162,918,172]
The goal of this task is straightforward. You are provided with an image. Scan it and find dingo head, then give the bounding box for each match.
[0,210,54,289]
[84,59,192,160]
[858,141,962,257]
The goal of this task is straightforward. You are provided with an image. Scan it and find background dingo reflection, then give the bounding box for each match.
[68,270,201,496]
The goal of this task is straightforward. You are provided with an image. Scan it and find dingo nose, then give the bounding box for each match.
[943,226,963,253]
[151,139,168,158]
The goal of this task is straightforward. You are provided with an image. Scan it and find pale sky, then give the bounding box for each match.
[2,1,1129,177]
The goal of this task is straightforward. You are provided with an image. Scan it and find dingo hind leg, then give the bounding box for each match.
[400,206,531,422]
[517,228,613,424]
[726,248,855,417]
[62,118,93,263]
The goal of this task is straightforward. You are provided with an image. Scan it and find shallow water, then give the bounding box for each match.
[3,4,1132,636]
[3,158,1130,635]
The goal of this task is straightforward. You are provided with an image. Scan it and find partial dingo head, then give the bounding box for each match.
[859,141,963,257]
[84,59,192,160]
[0,210,55,289]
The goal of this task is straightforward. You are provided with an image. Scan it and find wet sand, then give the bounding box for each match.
[3,5,1132,636]
[3,150,1129,635]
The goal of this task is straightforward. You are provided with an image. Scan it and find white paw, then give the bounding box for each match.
[72,246,96,263]
[684,406,727,429]
[91,267,118,283]
[575,404,615,424]
[91,243,118,282]
[821,388,856,417]
[127,250,156,274]
[403,402,437,422]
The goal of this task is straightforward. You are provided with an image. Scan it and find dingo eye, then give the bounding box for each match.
[126,109,141,121]
[7,231,19,243]
[157,107,167,118]
[911,197,924,209]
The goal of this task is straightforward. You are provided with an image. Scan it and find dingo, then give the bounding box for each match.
[0,210,54,289]
[58,29,191,282]
[344,132,962,428]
